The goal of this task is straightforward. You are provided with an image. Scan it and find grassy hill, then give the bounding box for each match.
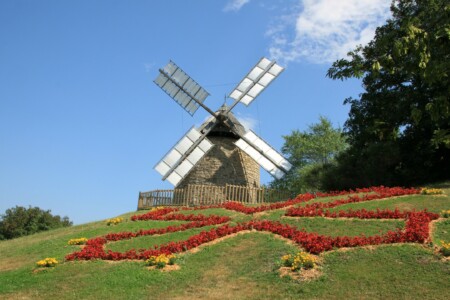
[1,184,449,299]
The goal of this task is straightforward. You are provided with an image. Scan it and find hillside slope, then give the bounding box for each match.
[1,184,449,299]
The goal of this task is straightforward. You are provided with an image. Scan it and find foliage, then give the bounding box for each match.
[0,206,72,240]
[326,0,450,189]
[271,116,347,193]
[441,210,450,218]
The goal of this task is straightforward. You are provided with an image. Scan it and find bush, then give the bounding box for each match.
[0,206,72,240]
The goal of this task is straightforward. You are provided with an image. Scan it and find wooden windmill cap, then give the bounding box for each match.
[199,104,246,138]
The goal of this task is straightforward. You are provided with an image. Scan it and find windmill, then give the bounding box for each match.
[153,57,292,189]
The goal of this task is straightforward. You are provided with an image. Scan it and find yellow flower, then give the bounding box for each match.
[36,258,58,267]
[106,217,124,226]
[68,238,88,245]
[281,252,316,271]
[146,254,176,268]
[421,188,444,195]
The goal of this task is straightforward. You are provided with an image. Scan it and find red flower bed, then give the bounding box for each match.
[65,186,434,261]
[286,186,421,218]
[220,193,315,214]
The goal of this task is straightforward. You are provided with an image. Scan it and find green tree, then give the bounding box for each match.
[0,206,72,240]
[270,116,347,193]
[326,0,450,187]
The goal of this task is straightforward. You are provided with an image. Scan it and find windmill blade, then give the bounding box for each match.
[228,57,284,107]
[154,127,214,186]
[234,130,292,180]
[154,61,211,116]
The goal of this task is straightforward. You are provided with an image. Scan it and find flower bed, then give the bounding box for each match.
[65,186,438,261]
[220,193,315,214]
[286,187,422,218]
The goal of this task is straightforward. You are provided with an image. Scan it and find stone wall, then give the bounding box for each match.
[176,136,260,189]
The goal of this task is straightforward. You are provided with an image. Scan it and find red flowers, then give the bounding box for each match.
[221,193,315,214]
[286,186,423,218]
[65,186,436,261]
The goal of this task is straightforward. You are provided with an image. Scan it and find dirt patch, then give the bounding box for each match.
[279,266,323,282]
[0,256,32,272]
[1,291,41,300]
[253,211,268,218]
[147,264,180,272]
[428,218,443,243]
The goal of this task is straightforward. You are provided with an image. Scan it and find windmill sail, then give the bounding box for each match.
[152,57,291,187]
[234,130,292,180]
[228,57,284,106]
[154,61,210,116]
[154,127,214,186]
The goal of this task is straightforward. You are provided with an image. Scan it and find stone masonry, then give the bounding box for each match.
[176,135,260,189]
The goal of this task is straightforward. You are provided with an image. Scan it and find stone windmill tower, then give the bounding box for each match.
[152,57,292,190]
[176,104,260,189]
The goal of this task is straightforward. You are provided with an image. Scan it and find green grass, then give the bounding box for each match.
[105,226,216,253]
[1,183,449,299]
[327,194,450,213]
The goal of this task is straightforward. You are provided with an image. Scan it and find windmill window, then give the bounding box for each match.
[259,73,275,86]
[257,57,271,69]
[268,64,283,76]
[164,149,182,167]
[248,67,264,81]
[248,83,264,98]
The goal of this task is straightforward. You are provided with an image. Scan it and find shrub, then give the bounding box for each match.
[0,206,72,240]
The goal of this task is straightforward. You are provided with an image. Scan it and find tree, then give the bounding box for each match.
[0,206,72,240]
[326,0,450,187]
[270,116,347,193]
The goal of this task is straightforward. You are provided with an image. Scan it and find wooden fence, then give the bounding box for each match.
[137,184,293,210]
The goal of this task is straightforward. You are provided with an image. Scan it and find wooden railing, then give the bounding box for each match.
[137,184,293,210]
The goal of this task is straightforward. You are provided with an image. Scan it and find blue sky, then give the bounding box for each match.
[0,0,391,224]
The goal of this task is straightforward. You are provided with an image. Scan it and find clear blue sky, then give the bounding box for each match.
[0,0,391,224]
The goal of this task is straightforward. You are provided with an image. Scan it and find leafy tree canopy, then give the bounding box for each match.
[325,0,449,187]
[328,0,449,147]
[0,206,72,240]
[271,116,347,193]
